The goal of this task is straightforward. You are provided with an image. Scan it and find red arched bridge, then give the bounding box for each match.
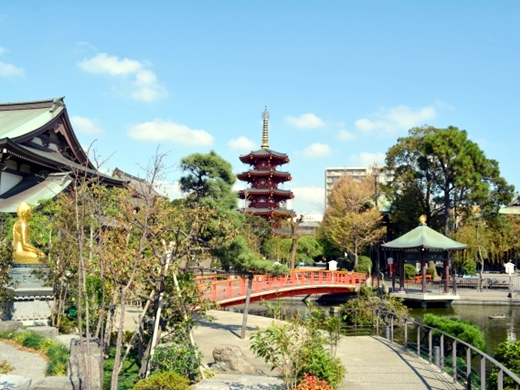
[196,270,369,307]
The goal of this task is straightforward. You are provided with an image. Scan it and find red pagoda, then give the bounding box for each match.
[237,107,294,229]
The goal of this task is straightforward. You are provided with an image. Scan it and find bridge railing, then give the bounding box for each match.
[197,270,368,302]
[373,309,520,390]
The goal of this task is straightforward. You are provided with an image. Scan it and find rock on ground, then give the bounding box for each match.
[212,344,256,374]
[0,374,32,390]
[0,321,23,332]
[26,326,58,340]
[29,377,79,390]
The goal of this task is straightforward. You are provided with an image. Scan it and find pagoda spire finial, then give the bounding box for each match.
[261,106,269,149]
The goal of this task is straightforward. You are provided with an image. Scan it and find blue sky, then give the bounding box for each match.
[1,1,520,214]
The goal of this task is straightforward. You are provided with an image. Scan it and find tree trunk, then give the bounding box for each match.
[290,236,298,269]
[110,287,128,390]
[444,184,451,236]
[240,275,253,339]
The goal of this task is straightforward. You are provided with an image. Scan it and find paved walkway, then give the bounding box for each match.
[456,287,520,305]
[0,340,47,387]
[194,310,462,390]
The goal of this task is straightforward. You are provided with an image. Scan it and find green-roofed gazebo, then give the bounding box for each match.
[382,216,467,294]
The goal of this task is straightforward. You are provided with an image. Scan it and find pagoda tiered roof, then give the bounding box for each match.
[239,148,290,165]
[242,207,293,217]
[237,188,294,199]
[236,107,294,230]
[236,169,291,181]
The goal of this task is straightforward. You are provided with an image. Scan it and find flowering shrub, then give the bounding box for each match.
[295,374,334,390]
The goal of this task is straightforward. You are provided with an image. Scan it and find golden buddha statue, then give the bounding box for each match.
[13,202,46,264]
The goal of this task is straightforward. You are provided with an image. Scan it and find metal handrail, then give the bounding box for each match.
[375,309,520,390]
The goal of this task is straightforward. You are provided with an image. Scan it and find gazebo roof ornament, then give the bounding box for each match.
[382,216,467,252]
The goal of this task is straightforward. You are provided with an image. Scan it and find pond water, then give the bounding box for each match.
[410,304,519,355]
[232,300,520,356]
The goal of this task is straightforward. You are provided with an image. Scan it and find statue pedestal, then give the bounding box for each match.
[5,263,53,325]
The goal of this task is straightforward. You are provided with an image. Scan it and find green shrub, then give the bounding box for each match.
[20,332,46,349]
[404,264,416,280]
[45,343,69,376]
[0,330,16,340]
[150,342,202,381]
[251,308,346,390]
[340,287,409,327]
[58,316,76,334]
[426,267,436,278]
[354,256,372,275]
[423,314,485,352]
[488,340,520,389]
[462,259,477,276]
[132,371,191,390]
[296,346,345,389]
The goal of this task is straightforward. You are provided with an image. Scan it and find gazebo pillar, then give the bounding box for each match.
[399,251,405,292]
[421,250,427,294]
[443,250,449,293]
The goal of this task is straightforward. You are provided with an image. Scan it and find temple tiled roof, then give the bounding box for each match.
[0,98,65,140]
[2,140,124,187]
[0,97,127,213]
[0,173,73,213]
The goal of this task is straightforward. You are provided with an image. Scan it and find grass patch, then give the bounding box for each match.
[0,329,69,376]
[103,347,140,390]
[0,359,14,375]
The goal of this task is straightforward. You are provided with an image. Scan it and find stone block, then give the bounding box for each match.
[4,263,53,325]
[29,376,78,390]
[212,344,255,374]
[55,335,80,351]
[27,326,58,339]
[67,338,101,390]
[0,321,23,332]
[0,374,31,390]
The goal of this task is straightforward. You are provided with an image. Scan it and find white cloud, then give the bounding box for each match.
[300,143,332,158]
[128,119,214,146]
[348,152,385,167]
[292,187,325,213]
[355,105,436,133]
[434,99,455,110]
[228,136,257,151]
[233,182,246,192]
[336,129,356,141]
[284,113,325,129]
[77,52,167,102]
[156,181,184,200]
[0,61,24,78]
[78,53,142,75]
[71,116,103,136]
[0,48,24,78]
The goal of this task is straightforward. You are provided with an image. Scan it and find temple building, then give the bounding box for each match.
[0,97,123,213]
[237,107,294,229]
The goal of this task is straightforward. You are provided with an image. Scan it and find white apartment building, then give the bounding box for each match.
[324,166,393,208]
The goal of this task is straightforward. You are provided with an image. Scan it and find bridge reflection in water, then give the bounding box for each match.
[196,270,369,307]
